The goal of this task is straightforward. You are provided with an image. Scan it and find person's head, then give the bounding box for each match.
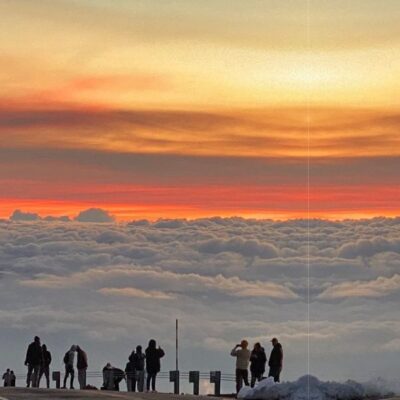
[6,369,10,373]
[105,362,111,369]
[34,336,40,344]
[148,339,156,349]
[70,345,77,352]
[10,371,14,375]
[271,337,278,346]
[136,345,142,353]
[42,344,47,351]
[240,340,248,349]
[254,342,261,351]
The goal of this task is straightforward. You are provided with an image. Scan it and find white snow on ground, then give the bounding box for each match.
[238,375,400,400]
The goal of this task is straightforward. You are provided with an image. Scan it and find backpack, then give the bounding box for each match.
[63,351,69,365]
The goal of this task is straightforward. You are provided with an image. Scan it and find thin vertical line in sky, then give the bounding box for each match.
[306,0,311,398]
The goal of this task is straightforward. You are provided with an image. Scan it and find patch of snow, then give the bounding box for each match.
[238,375,399,400]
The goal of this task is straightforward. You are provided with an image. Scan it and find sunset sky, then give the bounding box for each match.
[1,0,400,220]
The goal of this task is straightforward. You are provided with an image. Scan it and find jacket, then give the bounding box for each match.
[145,347,165,374]
[250,348,267,374]
[231,347,251,370]
[41,350,52,368]
[25,342,42,365]
[268,343,283,368]
[77,348,88,370]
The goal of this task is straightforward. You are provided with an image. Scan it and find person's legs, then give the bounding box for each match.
[136,371,144,392]
[32,364,40,388]
[44,367,50,388]
[151,373,156,391]
[132,377,137,392]
[235,369,242,393]
[146,373,151,391]
[243,370,249,386]
[27,364,34,387]
[63,367,70,388]
[250,373,256,388]
[69,368,75,389]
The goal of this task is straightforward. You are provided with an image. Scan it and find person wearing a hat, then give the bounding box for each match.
[268,338,283,382]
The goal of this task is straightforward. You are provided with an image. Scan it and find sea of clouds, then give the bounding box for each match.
[1,210,400,389]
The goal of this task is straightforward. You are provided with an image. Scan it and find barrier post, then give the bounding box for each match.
[52,371,60,389]
[189,371,200,395]
[169,370,180,394]
[210,371,221,396]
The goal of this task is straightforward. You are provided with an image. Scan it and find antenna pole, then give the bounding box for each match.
[176,318,179,371]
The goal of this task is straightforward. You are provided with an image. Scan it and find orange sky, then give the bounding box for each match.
[1,0,399,220]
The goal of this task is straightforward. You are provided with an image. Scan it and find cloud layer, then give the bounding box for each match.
[0,216,400,382]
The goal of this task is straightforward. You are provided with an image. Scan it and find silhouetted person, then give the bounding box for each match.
[25,336,42,388]
[132,345,145,392]
[2,369,11,387]
[268,338,283,382]
[76,346,88,390]
[62,345,77,389]
[231,340,250,393]
[38,344,52,388]
[10,371,16,387]
[145,339,164,392]
[102,363,124,391]
[125,358,135,392]
[250,342,266,387]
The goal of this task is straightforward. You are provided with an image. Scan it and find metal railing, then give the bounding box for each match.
[11,369,236,396]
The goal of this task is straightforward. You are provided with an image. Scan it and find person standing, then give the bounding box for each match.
[38,344,52,388]
[10,371,16,387]
[133,345,145,392]
[250,342,267,387]
[231,340,251,393]
[125,358,135,392]
[62,345,77,389]
[2,369,11,387]
[268,338,283,382]
[76,346,88,390]
[25,336,42,388]
[145,339,164,392]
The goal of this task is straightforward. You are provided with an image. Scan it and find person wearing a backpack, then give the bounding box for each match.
[76,346,88,390]
[145,339,164,392]
[24,336,42,388]
[62,345,77,389]
[38,344,52,388]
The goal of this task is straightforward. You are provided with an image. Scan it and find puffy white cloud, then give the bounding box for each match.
[74,208,115,223]
[318,274,400,299]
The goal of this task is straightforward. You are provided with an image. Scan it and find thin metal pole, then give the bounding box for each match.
[176,318,179,371]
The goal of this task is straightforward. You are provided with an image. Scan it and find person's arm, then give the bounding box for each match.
[25,345,31,365]
[158,348,165,358]
[48,352,52,365]
[230,345,239,356]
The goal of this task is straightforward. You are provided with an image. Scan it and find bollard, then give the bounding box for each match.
[210,371,221,396]
[189,371,200,395]
[52,371,60,389]
[169,370,180,394]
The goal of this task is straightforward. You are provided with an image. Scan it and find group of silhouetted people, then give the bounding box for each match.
[20,336,164,393]
[101,339,164,392]
[231,337,283,393]
[10,335,282,394]
[22,336,88,390]
[2,369,16,387]
[24,336,52,388]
